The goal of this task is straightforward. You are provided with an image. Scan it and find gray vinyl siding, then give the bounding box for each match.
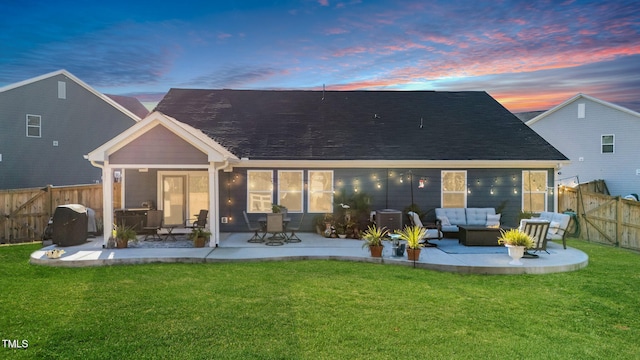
[219,167,554,232]
[0,73,137,189]
[123,169,158,208]
[529,98,640,196]
[110,126,208,165]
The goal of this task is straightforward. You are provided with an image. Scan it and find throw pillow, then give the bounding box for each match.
[486,214,501,227]
[549,221,561,234]
[438,216,451,226]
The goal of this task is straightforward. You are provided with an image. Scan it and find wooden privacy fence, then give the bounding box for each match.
[558,186,640,251]
[0,183,121,244]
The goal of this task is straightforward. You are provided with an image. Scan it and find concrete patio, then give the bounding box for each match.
[30,232,588,275]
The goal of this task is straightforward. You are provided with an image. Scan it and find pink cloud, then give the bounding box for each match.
[318,0,329,6]
[323,27,349,35]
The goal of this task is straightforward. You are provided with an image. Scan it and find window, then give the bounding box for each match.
[441,171,466,208]
[58,81,66,99]
[247,170,273,213]
[308,170,333,213]
[522,170,547,213]
[26,114,41,138]
[278,170,303,212]
[577,103,585,118]
[601,134,614,154]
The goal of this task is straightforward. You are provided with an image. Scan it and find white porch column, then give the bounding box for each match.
[209,164,219,247]
[102,162,113,247]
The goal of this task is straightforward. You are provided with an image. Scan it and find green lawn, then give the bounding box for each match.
[1,239,639,359]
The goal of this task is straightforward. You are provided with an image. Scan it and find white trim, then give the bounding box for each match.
[157,170,210,226]
[441,170,467,208]
[278,170,304,213]
[601,134,615,154]
[26,114,42,138]
[247,170,274,213]
[234,159,566,169]
[521,170,548,213]
[307,170,334,213]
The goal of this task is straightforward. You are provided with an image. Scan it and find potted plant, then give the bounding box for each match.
[396,225,427,261]
[336,222,348,238]
[361,225,388,257]
[113,224,137,248]
[189,227,212,248]
[497,228,535,265]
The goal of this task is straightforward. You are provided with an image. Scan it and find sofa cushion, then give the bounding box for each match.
[438,216,451,226]
[486,214,501,227]
[465,208,496,226]
[435,208,466,226]
[537,212,571,238]
[548,221,561,234]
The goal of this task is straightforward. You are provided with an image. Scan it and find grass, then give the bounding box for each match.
[1,239,639,359]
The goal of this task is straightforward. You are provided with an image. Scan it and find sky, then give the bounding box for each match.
[1,0,639,113]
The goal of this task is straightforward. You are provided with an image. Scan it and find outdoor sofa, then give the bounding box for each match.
[434,208,500,238]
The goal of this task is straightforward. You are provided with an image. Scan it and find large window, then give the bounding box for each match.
[522,170,547,213]
[441,171,466,208]
[308,170,333,213]
[278,170,303,212]
[26,114,41,138]
[247,170,273,213]
[601,134,614,154]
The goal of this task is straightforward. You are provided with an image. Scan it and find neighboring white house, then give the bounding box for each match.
[526,93,640,196]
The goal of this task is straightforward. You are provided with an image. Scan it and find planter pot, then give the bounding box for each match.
[369,245,383,257]
[194,237,206,248]
[116,238,128,248]
[407,248,421,261]
[338,234,347,239]
[506,244,525,265]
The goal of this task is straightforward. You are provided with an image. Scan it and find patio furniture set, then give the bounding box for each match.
[243,211,304,246]
[141,209,209,242]
[434,207,573,253]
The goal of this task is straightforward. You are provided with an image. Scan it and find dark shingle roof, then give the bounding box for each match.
[155,89,567,161]
[106,94,149,119]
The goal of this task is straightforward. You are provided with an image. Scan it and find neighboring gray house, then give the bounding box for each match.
[527,93,640,196]
[88,90,568,246]
[0,70,140,189]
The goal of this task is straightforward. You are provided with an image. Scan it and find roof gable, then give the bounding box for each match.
[527,93,640,126]
[155,89,567,162]
[86,111,238,163]
[0,69,141,122]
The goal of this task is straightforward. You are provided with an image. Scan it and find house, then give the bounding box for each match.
[0,70,140,190]
[87,89,568,246]
[526,93,640,196]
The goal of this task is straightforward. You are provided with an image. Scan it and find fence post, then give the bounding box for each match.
[616,196,622,247]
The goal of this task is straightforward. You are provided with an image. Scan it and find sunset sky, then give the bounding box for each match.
[1,0,639,112]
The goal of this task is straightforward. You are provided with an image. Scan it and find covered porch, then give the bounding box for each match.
[85,112,239,248]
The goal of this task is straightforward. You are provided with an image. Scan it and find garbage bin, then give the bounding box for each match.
[52,204,88,247]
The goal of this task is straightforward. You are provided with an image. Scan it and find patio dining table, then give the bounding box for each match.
[258,215,291,230]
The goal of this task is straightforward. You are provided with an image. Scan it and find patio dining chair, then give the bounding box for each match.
[143,210,164,241]
[407,211,443,247]
[262,213,287,246]
[286,213,304,243]
[186,210,208,229]
[243,210,263,243]
[519,219,551,255]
